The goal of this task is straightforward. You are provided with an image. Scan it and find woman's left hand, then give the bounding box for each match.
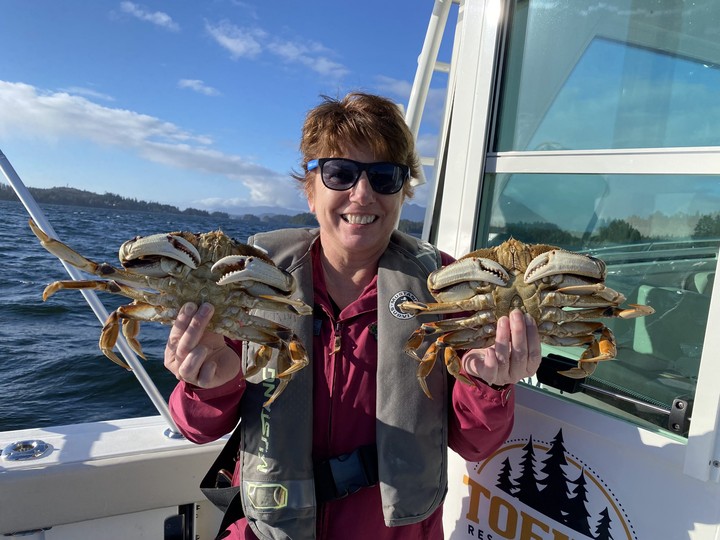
[462,309,542,387]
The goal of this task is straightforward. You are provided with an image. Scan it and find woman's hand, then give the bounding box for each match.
[462,309,542,387]
[164,302,241,388]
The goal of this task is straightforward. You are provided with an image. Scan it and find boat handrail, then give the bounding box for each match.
[405,0,456,177]
[0,149,181,437]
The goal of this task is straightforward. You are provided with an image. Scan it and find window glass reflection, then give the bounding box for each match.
[476,173,719,435]
[496,0,720,151]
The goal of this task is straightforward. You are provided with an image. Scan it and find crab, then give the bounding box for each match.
[400,238,654,398]
[29,219,311,405]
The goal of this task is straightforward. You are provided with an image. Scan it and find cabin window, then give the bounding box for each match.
[475,172,718,438]
[471,0,720,439]
[494,0,720,152]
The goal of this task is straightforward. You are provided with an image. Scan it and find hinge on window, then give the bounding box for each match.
[537,354,694,437]
[668,395,693,436]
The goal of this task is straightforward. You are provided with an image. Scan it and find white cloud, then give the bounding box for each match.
[205,21,264,59]
[120,1,180,32]
[0,81,296,206]
[206,20,348,77]
[59,86,115,102]
[178,79,220,96]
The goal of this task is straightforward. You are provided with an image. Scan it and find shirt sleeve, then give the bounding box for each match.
[167,339,246,444]
[449,376,515,461]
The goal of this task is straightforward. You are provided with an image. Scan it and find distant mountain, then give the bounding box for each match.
[216,205,305,217]
[204,202,427,221]
[0,184,427,226]
[401,203,426,222]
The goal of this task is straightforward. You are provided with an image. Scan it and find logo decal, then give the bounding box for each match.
[388,290,419,320]
[461,429,636,540]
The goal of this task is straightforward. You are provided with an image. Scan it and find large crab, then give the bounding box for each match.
[400,238,654,398]
[29,219,311,405]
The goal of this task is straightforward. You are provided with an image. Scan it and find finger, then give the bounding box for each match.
[166,302,197,350]
[196,359,219,388]
[463,348,499,386]
[176,303,215,359]
[494,315,511,365]
[176,344,211,384]
[509,309,528,363]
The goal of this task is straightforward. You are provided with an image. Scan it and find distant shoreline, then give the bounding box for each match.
[0,184,424,234]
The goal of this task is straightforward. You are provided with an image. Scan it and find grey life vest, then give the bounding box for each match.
[237,228,447,540]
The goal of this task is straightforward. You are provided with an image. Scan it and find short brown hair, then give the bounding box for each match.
[292,92,419,199]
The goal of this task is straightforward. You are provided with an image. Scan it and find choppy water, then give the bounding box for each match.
[0,199,293,432]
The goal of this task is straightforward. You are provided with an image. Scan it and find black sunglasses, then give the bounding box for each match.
[307,158,409,195]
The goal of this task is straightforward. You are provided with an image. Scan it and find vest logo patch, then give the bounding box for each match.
[388,290,419,320]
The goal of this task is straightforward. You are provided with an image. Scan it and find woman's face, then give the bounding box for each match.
[307,144,405,263]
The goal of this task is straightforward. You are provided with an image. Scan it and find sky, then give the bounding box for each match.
[0,1,454,215]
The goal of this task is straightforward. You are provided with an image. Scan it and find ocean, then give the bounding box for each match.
[0,199,297,432]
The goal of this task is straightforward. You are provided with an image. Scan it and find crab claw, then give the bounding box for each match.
[213,255,295,293]
[525,249,606,283]
[428,257,509,294]
[119,233,201,275]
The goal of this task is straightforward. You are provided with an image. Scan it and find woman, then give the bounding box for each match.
[164,92,541,540]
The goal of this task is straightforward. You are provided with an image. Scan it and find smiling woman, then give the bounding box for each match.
[162,91,541,540]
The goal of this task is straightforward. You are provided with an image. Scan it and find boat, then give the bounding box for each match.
[3,0,720,538]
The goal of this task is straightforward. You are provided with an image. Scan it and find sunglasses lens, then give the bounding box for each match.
[321,160,361,190]
[367,163,406,194]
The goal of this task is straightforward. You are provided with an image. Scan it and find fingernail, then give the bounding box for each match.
[198,303,214,317]
[183,302,198,315]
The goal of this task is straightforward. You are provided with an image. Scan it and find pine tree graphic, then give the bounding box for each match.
[495,457,517,495]
[536,429,571,522]
[564,468,593,536]
[594,507,615,540]
[506,430,619,539]
[514,436,541,507]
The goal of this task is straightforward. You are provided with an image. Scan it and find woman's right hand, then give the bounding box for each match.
[164,302,241,388]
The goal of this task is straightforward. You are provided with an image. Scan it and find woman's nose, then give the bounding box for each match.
[349,173,375,202]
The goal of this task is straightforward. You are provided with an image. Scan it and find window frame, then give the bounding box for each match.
[428,0,720,482]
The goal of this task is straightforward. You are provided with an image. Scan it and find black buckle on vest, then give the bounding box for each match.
[314,445,378,503]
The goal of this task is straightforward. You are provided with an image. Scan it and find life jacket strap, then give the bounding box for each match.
[314,444,379,503]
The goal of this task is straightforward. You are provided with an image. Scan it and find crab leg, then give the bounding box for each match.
[399,293,494,316]
[415,341,476,399]
[415,342,439,399]
[30,220,164,288]
[558,327,617,378]
[262,337,310,407]
[543,284,625,305]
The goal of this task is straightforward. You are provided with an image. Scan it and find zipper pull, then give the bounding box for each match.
[332,322,341,354]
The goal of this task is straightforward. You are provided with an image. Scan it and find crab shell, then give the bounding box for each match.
[400,238,654,399]
[29,220,311,406]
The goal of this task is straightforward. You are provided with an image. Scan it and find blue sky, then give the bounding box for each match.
[0,1,453,214]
